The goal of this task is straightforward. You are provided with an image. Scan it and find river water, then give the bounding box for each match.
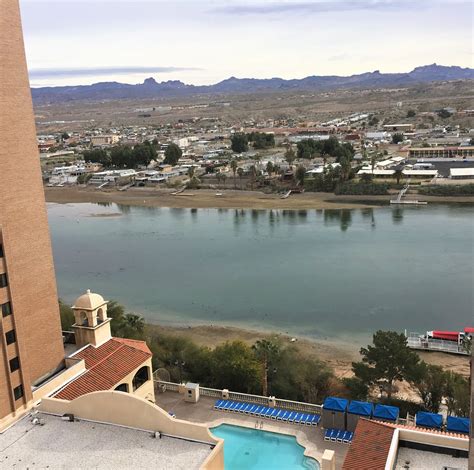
[47,203,473,341]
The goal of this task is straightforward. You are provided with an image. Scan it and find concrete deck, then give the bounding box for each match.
[0,412,211,469]
[155,390,349,469]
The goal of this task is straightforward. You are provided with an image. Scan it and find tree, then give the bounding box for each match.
[132,142,156,168]
[237,167,244,189]
[438,109,452,119]
[59,299,75,330]
[368,115,379,127]
[248,165,257,190]
[266,161,274,176]
[295,165,306,186]
[343,377,369,401]
[352,330,420,398]
[230,159,238,188]
[248,132,275,149]
[231,133,248,153]
[164,143,182,166]
[444,371,470,417]
[285,146,296,169]
[394,168,403,185]
[110,145,133,168]
[360,173,373,184]
[412,362,446,412]
[209,341,261,393]
[406,109,416,118]
[392,133,404,144]
[83,148,111,167]
[187,166,195,179]
[252,339,280,396]
[61,132,70,141]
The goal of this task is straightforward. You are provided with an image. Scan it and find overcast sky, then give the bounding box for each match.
[20,0,473,87]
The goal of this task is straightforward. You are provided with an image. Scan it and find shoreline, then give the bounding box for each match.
[145,322,470,380]
[44,186,474,210]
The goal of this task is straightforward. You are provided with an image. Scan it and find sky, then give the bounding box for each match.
[20,0,473,87]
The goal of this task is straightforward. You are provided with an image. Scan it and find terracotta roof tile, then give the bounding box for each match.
[54,338,151,401]
[383,421,469,440]
[342,419,395,470]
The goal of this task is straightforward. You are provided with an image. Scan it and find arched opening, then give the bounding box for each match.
[97,307,106,323]
[79,311,88,326]
[132,366,150,391]
[114,383,129,393]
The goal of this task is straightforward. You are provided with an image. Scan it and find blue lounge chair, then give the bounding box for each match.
[252,405,263,415]
[288,412,297,422]
[258,407,268,417]
[312,415,321,426]
[239,403,250,413]
[279,411,290,421]
[272,409,282,419]
[336,430,344,442]
[246,404,258,414]
[294,413,303,424]
[235,402,246,412]
[220,400,231,410]
[214,399,224,409]
[342,431,351,443]
[228,401,239,411]
[324,429,332,441]
[330,429,337,442]
[264,408,274,418]
[298,413,308,424]
[303,414,312,425]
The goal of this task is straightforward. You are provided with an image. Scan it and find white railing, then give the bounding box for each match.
[407,334,469,355]
[154,379,321,413]
[275,398,322,414]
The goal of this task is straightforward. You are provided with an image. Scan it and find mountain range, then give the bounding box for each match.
[31,64,474,103]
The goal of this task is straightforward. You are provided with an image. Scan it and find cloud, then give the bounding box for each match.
[212,0,461,15]
[29,66,200,79]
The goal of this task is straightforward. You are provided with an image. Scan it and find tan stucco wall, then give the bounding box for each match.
[39,391,223,469]
[117,358,154,402]
[72,320,111,348]
[398,428,469,451]
[32,359,85,402]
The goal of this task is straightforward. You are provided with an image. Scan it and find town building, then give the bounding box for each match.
[408,146,474,159]
[91,134,120,147]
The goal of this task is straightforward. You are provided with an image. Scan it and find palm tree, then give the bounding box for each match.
[230,159,238,188]
[284,146,296,170]
[188,166,195,179]
[237,167,244,189]
[252,339,280,396]
[394,168,403,185]
[266,161,274,177]
[249,165,257,190]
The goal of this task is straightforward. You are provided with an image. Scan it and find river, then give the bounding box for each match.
[47,203,473,342]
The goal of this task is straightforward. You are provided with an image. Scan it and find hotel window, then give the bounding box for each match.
[0,273,7,288]
[5,329,16,345]
[13,384,23,401]
[9,357,20,373]
[0,244,3,257]
[2,301,12,317]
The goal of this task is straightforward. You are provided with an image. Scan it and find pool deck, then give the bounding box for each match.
[156,391,349,469]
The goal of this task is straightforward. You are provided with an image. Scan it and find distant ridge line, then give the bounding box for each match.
[31,64,474,103]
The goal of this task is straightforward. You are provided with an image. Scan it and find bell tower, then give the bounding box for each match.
[71,290,111,348]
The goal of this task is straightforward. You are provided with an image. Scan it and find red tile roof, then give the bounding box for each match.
[342,419,395,470]
[54,338,152,401]
[383,421,469,440]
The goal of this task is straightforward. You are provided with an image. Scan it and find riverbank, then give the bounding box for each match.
[45,186,474,210]
[145,323,470,381]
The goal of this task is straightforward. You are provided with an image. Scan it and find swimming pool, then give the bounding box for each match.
[211,424,319,470]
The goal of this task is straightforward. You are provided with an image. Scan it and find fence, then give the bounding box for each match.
[407,334,469,355]
[154,379,322,414]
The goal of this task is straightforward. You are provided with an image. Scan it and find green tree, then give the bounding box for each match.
[237,167,244,189]
[394,168,403,185]
[342,377,369,401]
[392,133,404,144]
[164,143,182,166]
[406,109,416,118]
[412,362,446,412]
[444,372,470,417]
[360,173,373,184]
[230,159,238,188]
[59,299,75,330]
[352,330,420,398]
[61,132,70,141]
[110,145,133,168]
[83,148,111,167]
[295,165,306,186]
[285,146,296,169]
[252,339,280,396]
[266,161,274,176]
[231,133,249,153]
[438,109,452,119]
[209,341,261,393]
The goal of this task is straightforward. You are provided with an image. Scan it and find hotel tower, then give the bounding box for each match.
[0,0,65,429]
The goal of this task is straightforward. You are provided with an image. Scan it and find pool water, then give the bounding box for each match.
[211,424,319,470]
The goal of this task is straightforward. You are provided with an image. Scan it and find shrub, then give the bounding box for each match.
[335,182,389,195]
[418,184,474,196]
